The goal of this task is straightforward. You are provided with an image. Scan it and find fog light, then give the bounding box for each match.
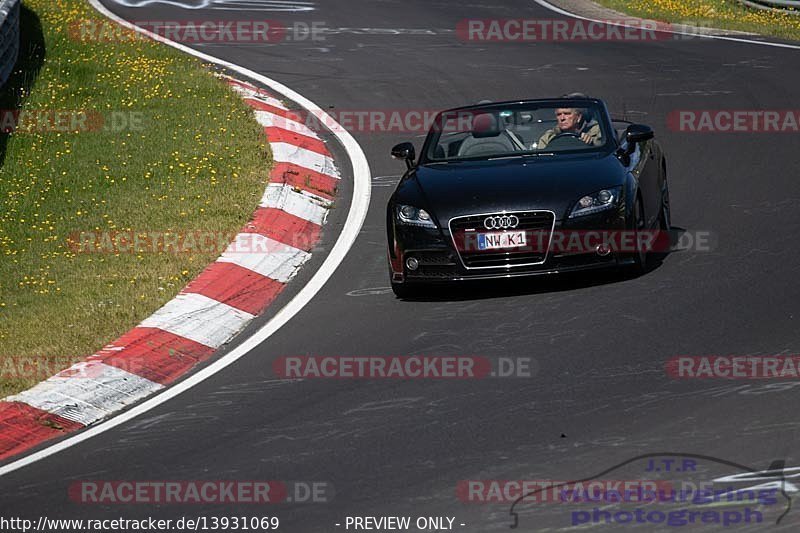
[405,257,419,271]
[596,244,611,256]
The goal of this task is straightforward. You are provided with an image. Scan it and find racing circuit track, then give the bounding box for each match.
[2,0,800,531]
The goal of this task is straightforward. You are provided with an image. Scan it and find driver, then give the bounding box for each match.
[537,105,602,149]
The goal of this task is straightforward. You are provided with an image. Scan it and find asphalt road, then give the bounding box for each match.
[2,0,800,531]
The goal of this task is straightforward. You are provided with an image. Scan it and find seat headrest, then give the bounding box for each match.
[471,113,501,138]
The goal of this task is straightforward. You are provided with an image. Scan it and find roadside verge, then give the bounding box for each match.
[0,1,371,467]
[543,0,800,42]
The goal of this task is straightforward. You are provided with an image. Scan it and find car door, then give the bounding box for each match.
[637,139,662,228]
[621,137,659,228]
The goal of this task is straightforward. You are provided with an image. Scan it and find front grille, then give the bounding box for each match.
[449,211,555,269]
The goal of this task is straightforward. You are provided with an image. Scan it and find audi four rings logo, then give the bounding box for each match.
[484,215,519,230]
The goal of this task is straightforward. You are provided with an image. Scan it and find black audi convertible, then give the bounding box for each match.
[386,97,671,297]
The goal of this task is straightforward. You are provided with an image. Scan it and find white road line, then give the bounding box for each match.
[533,0,800,50]
[6,363,163,426]
[217,234,311,282]
[270,142,340,178]
[0,0,371,478]
[253,110,321,139]
[139,293,256,348]
[260,183,331,225]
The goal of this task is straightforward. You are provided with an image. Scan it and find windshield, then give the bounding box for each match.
[423,102,612,162]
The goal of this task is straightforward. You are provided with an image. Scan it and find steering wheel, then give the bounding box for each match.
[551,132,583,141]
[542,131,588,150]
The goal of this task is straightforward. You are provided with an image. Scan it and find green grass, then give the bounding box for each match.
[0,0,271,395]
[595,0,800,41]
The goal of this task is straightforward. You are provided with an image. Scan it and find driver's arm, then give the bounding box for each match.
[536,129,555,149]
[580,122,602,145]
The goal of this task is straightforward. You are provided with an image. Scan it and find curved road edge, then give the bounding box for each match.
[0,0,371,476]
[536,0,800,49]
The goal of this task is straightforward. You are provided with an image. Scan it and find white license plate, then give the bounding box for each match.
[477,231,526,250]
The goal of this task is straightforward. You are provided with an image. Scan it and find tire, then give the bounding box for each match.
[628,195,648,275]
[659,182,671,231]
[659,181,672,247]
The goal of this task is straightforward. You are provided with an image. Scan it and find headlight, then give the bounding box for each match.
[396,204,436,228]
[569,187,622,218]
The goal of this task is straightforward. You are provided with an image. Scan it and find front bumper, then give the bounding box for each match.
[389,211,628,284]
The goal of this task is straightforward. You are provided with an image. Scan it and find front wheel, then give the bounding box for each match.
[656,182,673,253]
[628,196,648,275]
[659,182,671,231]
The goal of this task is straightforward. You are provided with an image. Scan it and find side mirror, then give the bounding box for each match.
[617,124,654,164]
[391,142,416,170]
[625,124,654,144]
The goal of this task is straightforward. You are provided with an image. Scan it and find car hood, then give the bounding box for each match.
[406,153,626,223]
